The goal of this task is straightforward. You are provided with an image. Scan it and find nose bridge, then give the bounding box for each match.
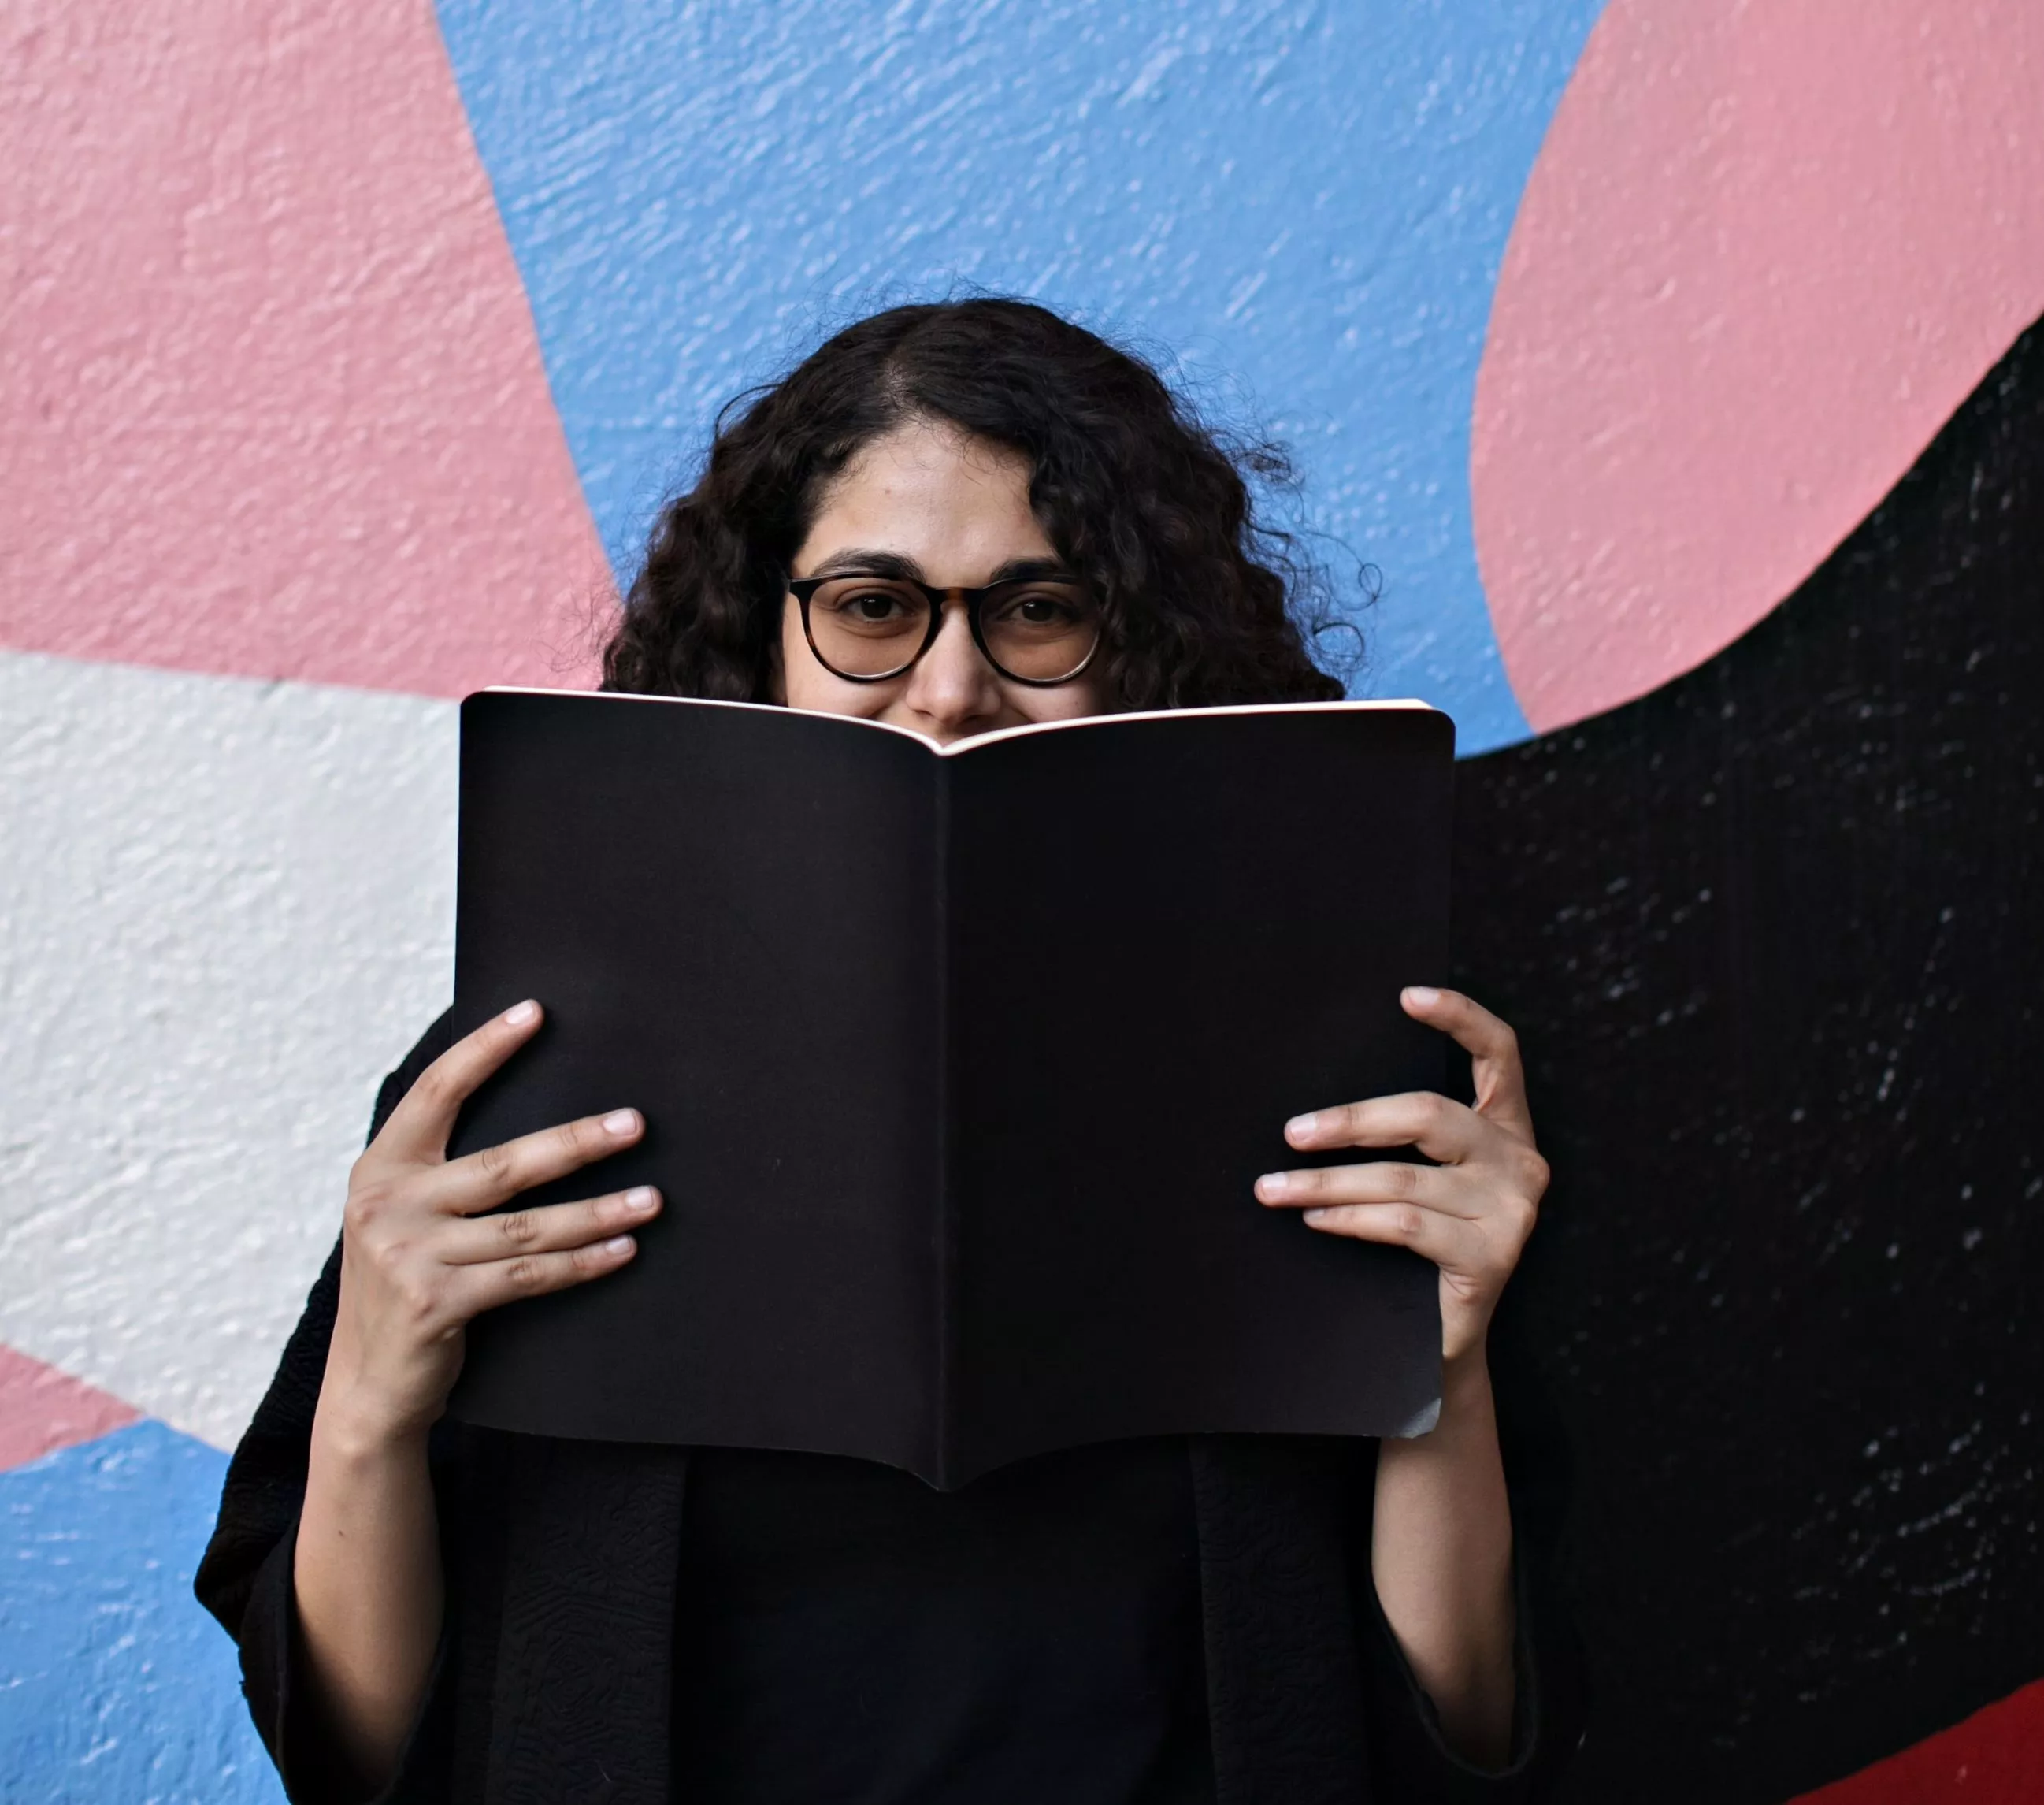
[905,593,1000,714]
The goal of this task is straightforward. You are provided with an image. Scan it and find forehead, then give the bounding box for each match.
[802,419,1052,565]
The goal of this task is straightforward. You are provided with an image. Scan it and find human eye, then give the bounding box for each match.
[987,583,1089,632]
[814,578,924,630]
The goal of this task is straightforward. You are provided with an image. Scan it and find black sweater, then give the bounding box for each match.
[196,1015,1587,1803]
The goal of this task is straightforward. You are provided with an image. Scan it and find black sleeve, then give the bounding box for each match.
[193,1011,456,1805]
[1353,1320,1591,1802]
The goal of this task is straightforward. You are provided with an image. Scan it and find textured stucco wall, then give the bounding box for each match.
[1471,0,2044,730]
[2,1424,280,1801]
[3,0,2042,1798]
[0,656,453,1799]
[0,655,457,1448]
[430,0,1607,753]
[0,0,607,697]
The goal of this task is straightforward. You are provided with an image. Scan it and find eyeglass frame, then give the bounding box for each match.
[785,570,1103,688]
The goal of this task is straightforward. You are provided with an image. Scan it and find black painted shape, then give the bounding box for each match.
[1455,318,2044,1802]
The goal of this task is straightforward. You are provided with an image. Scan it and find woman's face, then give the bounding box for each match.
[776,417,1114,745]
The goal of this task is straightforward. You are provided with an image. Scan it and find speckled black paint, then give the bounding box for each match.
[1456,320,2043,1801]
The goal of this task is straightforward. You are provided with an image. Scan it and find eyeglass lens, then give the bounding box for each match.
[805,578,1098,683]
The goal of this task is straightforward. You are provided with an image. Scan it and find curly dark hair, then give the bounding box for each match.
[601,298,1347,709]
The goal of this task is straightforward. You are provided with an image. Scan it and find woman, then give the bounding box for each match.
[198,299,1583,1803]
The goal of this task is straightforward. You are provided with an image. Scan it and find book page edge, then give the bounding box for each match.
[469,687,1446,757]
[937,696,1445,756]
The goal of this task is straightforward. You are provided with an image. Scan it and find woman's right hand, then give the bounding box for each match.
[320,998,659,1443]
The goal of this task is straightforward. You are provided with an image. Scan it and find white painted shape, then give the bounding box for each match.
[0,651,457,1449]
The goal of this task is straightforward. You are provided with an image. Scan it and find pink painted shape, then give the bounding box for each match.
[0,1343,140,1473]
[1472,2,2044,734]
[0,1,607,696]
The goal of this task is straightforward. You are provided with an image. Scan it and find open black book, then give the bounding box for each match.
[447,690,1454,1487]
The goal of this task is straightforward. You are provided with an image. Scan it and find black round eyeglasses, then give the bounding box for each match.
[788,570,1101,687]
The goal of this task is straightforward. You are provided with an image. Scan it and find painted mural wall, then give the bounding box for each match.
[2,2,2039,1797]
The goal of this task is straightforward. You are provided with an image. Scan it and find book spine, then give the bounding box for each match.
[933,759,957,1487]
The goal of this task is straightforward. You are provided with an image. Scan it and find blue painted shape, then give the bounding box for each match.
[0,1423,282,1804]
[434,0,1607,753]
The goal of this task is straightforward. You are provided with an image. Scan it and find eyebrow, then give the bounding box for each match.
[801,548,1078,585]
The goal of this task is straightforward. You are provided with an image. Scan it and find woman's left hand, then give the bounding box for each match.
[1254,986,1547,1365]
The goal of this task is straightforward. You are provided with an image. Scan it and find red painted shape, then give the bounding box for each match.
[1473,1,2044,734]
[0,1343,140,1473]
[0,0,607,696]
[1786,1677,2044,1802]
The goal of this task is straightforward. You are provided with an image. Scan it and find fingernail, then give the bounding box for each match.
[1286,1113,1319,1140]
[1404,986,1441,1008]
[1304,1208,1330,1224]
[1256,1173,1292,1199]
[603,1235,636,1256]
[603,1109,640,1136]
[623,1186,658,1213]
[504,1000,539,1026]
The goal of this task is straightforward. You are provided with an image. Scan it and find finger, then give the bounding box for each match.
[441,1186,662,1265]
[369,1001,546,1166]
[1284,1091,1483,1164]
[425,1107,645,1217]
[1299,1200,1482,1269]
[1254,1162,1469,1216]
[1400,986,1534,1138]
[446,1232,641,1317]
